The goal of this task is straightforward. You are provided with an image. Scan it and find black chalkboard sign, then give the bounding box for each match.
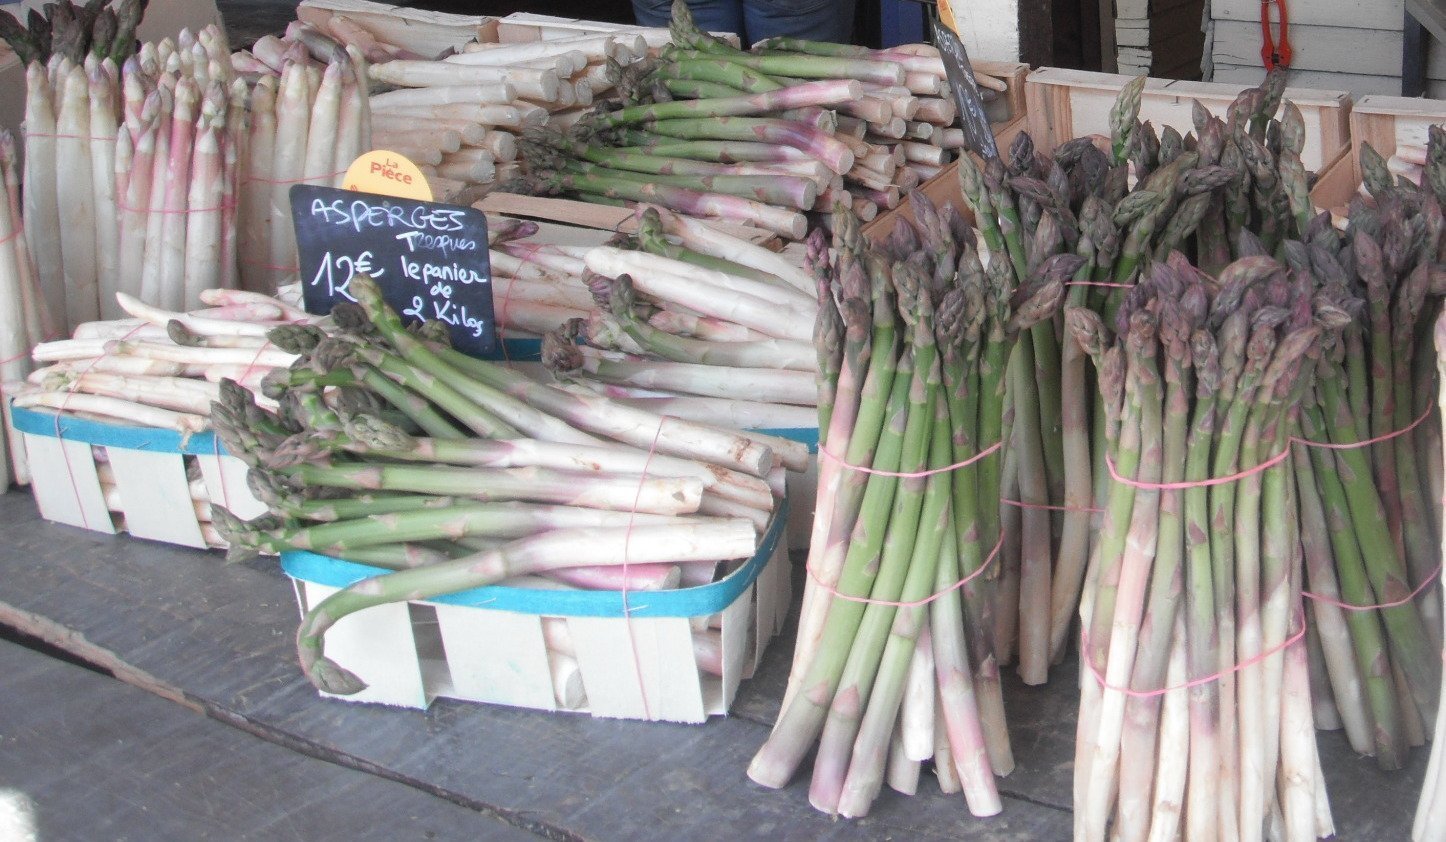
[290,184,496,356]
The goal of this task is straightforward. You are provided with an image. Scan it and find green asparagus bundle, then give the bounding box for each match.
[1411,311,1446,842]
[1289,136,1446,772]
[210,274,802,696]
[747,195,1069,818]
[503,0,969,237]
[1069,254,1343,842]
[0,0,147,66]
[931,70,1333,690]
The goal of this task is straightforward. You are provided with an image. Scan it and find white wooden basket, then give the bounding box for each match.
[7,404,265,549]
[280,498,792,722]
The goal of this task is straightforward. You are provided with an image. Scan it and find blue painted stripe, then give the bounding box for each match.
[9,405,226,455]
[281,496,788,618]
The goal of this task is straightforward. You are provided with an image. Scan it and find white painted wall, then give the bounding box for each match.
[955,0,1022,62]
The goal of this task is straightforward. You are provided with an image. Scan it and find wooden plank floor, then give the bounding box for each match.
[0,490,1427,839]
[0,637,539,841]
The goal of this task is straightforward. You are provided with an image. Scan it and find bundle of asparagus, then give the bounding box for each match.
[747,192,1070,816]
[15,287,311,432]
[508,1,1006,235]
[212,274,790,696]
[1068,257,1344,841]
[22,25,247,325]
[233,34,370,292]
[1412,312,1446,842]
[1288,139,1446,772]
[362,26,645,193]
[0,0,146,66]
[536,208,820,423]
[0,130,52,489]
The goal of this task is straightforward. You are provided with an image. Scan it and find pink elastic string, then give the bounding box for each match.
[51,323,147,530]
[244,171,347,186]
[1105,445,1292,490]
[0,228,20,248]
[1304,565,1442,612]
[116,199,237,215]
[1002,498,1104,513]
[1293,402,1434,451]
[22,130,119,142]
[819,439,1001,478]
[1066,280,1134,289]
[619,415,672,721]
[805,530,1004,609]
[1081,607,1307,698]
[240,257,301,273]
[1,330,62,368]
[1104,405,1437,491]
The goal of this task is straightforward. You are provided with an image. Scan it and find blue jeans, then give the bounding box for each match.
[632,0,855,46]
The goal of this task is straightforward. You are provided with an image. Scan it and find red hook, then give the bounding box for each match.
[1261,0,1292,70]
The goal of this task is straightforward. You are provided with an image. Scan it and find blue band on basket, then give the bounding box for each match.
[280,495,788,619]
[9,405,224,455]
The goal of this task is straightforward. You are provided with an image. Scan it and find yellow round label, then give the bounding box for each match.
[342,151,434,201]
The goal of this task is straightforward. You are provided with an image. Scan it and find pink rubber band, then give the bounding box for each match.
[1081,607,1307,698]
[245,171,346,186]
[1106,445,1291,490]
[819,439,1002,478]
[1304,565,1442,611]
[618,415,678,721]
[806,530,1003,609]
[0,228,20,247]
[1292,403,1434,451]
[1002,498,1104,513]
[1066,280,1134,289]
[22,130,119,142]
[1,330,62,368]
[116,199,238,215]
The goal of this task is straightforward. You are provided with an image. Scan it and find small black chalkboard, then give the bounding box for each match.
[291,184,496,356]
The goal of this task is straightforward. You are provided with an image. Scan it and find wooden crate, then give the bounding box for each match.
[1024,67,1353,173]
[858,114,1027,242]
[976,61,1031,125]
[1310,94,1446,215]
[280,497,791,720]
[8,405,265,549]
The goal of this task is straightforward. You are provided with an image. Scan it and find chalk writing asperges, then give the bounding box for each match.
[291,184,496,355]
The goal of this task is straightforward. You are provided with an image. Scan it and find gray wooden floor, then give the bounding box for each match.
[0,490,1429,839]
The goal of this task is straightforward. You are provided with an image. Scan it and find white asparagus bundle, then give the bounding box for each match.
[22,287,305,421]
[0,130,47,489]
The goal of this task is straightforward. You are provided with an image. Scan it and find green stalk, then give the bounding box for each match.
[557,158,817,210]
[660,78,745,99]
[747,345,914,789]
[810,298,938,813]
[1315,366,1440,724]
[652,58,784,93]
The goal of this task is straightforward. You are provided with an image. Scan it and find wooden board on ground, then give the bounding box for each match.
[1311,93,1446,215]
[0,638,537,840]
[0,489,1428,839]
[476,192,778,246]
[1023,66,1352,173]
[0,491,1072,840]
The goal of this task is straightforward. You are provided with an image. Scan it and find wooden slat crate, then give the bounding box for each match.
[280,497,791,721]
[1310,94,1446,216]
[8,405,266,549]
[858,114,1027,242]
[1024,67,1353,173]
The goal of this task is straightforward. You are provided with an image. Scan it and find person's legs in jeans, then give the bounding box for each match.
[742,0,855,44]
[632,0,745,39]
